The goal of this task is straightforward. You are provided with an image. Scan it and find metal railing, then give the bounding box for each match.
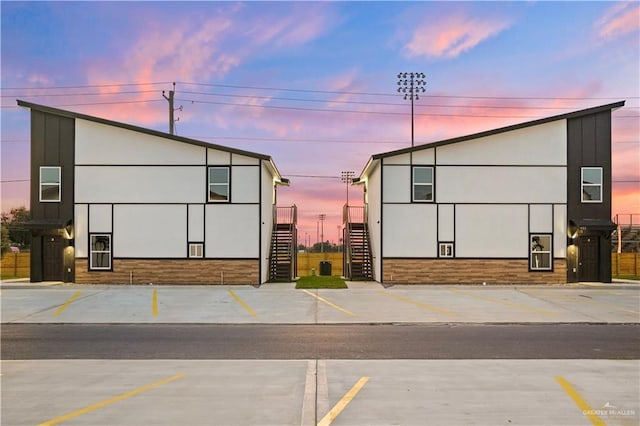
[274,205,297,225]
[342,204,367,224]
[613,213,640,253]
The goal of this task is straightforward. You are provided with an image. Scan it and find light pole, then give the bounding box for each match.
[341,171,355,206]
[397,72,426,147]
[318,214,326,253]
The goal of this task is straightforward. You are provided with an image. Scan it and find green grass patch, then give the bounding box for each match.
[296,275,348,289]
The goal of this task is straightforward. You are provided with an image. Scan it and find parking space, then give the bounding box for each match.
[1,283,639,324]
[2,360,638,426]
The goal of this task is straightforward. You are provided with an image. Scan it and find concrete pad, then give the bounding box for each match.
[2,360,638,426]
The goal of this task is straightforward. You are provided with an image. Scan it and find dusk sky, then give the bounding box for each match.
[2,1,639,243]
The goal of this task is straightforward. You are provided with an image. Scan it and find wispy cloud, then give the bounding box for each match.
[596,1,640,40]
[404,14,511,59]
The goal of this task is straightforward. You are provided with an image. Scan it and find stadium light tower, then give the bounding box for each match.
[397,72,426,147]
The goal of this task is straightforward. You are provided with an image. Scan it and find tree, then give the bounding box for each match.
[1,207,31,251]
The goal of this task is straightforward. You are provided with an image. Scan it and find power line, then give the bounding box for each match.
[2,82,172,90]
[0,89,158,98]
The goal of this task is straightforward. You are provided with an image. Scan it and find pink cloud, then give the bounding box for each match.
[405,14,511,59]
[596,1,640,40]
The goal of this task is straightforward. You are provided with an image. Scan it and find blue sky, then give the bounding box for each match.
[2,1,639,240]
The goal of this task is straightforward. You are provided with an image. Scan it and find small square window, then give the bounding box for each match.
[189,243,203,258]
[413,166,434,202]
[581,167,602,203]
[40,166,61,202]
[530,234,552,271]
[90,234,111,270]
[208,167,229,202]
[439,243,454,258]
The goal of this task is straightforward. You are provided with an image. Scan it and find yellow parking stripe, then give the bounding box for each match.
[317,376,370,426]
[555,376,606,426]
[378,290,456,317]
[449,289,558,317]
[227,289,257,317]
[37,373,185,426]
[152,289,158,317]
[53,291,81,317]
[302,289,356,316]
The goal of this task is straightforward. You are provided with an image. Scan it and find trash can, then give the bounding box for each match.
[319,261,332,276]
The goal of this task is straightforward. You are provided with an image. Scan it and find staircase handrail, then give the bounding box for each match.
[274,205,297,225]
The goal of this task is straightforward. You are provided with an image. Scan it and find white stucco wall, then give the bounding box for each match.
[455,204,528,258]
[261,162,275,283]
[382,164,410,203]
[113,204,187,258]
[436,120,567,165]
[365,161,382,280]
[188,204,205,242]
[437,166,567,204]
[74,204,88,258]
[383,204,438,257]
[76,120,205,165]
[529,204,553,233]
[438,204,455,241]
[231,166,260,203]
[89,204,112,233]
[75,166,205,204]
[205,204,259,258]
[554,204,567,258]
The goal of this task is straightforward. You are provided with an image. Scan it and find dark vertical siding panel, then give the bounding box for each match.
[595,111,612,214]
[581,115,596,165]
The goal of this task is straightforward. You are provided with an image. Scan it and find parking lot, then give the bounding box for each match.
[1,281,638,426]
[1,359,638,426]
[1,282,639,324]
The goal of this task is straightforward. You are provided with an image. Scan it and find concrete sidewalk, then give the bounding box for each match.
[1,280,638,324]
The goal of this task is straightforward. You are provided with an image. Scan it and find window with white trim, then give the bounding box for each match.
[413,166,434,202]
[40,166,61,202]
[189,243,203,258]
[90,234,111,270]
[581,167,602,203]
[439,243,454,258]
[208,167,229,202]
[530,234,552,271]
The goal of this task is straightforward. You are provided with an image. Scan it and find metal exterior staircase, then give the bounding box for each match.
[343,205,373,280]
[612,214,640,253]
[269,206,297,282]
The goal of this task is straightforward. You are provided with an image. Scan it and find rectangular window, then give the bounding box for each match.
[40,166,61,202]
[90,234,112,270]
[208,167,229,202]
[530,234,552,271]
[413,166,434,202]
[581,167,602,203]
[439,242,454,258]
[189,243,203,258]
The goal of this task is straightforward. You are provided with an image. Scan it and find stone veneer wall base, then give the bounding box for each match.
[382,259,567,284]
[75,259,259,285]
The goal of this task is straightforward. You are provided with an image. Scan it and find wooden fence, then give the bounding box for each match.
[1,252,30,278]
[297,252,343,277]
[612,253,640,277]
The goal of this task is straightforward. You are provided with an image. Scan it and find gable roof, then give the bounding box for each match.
[372,101,625,160]
[16,99,288,183]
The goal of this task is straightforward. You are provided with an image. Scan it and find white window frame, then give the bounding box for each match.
[581,167,603,203]
[189,243,203,258]
[412,166,434,202]
[208,167,230,202]
[530,234,552,271]
[90,234,112,271]
[439,242,454,258]
[39,166,61,202]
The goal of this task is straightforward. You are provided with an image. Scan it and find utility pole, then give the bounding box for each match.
[162,82,181,135]
[318,214,326,253]
[397,73,426,148]
[341,171,355,206]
